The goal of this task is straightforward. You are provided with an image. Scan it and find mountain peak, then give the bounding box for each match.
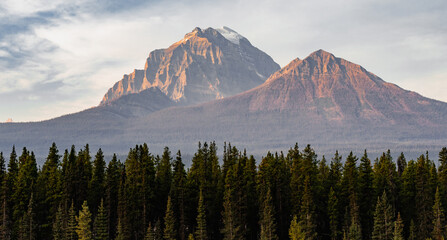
[100,26,280,105]
[307,49,336,60]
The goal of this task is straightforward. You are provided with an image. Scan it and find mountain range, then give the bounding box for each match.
[1,27,446,160]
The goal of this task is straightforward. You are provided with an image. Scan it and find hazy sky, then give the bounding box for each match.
[0,0,446,122]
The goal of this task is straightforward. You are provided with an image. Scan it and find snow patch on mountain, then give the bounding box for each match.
[216,26,244,45]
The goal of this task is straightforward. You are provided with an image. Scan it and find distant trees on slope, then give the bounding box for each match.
[0,142,446,240]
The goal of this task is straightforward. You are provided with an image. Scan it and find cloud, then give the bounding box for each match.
[0,0,446,122]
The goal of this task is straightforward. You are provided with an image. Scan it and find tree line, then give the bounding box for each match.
[0,142,446,240]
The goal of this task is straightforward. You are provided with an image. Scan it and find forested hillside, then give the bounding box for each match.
[0,142,446,240]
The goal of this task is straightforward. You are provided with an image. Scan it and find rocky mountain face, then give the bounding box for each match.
[100,27,280,105]
[227,49,447,125]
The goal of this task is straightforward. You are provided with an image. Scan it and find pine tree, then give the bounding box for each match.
[438,147,447,217]
[400,160,416,237]
[155,147,172,223]
[348,200,362,240]
[372,191,394,240]
[258,151,291,240]
[432,187,444,240]
[188,233,195,240]
[144,222,154,240]
[74,145,92,210]
[115,218,127,240]
[195,189,207,240]
[163,196,176,240]
[289,215,305,240]
[289,143,302,216]
[63,146,77,207]
[89,149,106,215]
[36,142,62,239]
[0,152,11,240]
[154,219,163,240]
[373,151,398,210]
[53,204,65,240]
[397,153,407,177]
[244,155,258,240]
[76,201,92,240]
[170,150,187,240]
[259,188,277,240]
[18,193,35,240]
[393,213,404,240]
[67,201,77,240]
[415,154,434,239]
[93,199,108,240]
[221,188,235,240]
[358,150,374,240]
[105,154,121,239]
[298,176,317,240]
[328,187,339,240]
[13,148,37,233]
[408,220,415,240]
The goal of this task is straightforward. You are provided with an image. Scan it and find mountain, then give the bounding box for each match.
[100,26,280,105]
[121,50,447,156]
[224,49,447,125]
[1,50,446,160]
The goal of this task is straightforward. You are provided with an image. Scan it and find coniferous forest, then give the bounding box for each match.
[0,142,447,240]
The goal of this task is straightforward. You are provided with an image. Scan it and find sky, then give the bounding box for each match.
[0,0,446,122]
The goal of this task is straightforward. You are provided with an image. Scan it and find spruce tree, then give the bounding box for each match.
[221,189,235,240]
[397,153,407,177]
[93,199,108,240]
[154,219,163,240]
[408,220,415,240]
[155,147,172,223]
[415,154,434,239]
[393,213,404,240]
[373,151,398,210]
[170,150,187,240]
[105,154,121,239]
[259,188,277,240]
[372,191,394,240]
[52,204,65,240]
[432,187,444,240]
[299,176,317,240]
[328,187,339,240]
[115,218,127,240]
[0,152,11,240]
[76,201,92,240]
[289,215,305,240]
[13,148,37,231]
[400,160,416,237]
[244,155,258,240]
[67,201,77,240]
[18,193,35,240]
[89,149,106,215]
[358,150,374,240]
[348,200,362,240]
[36,142,62,239]
[163,196,176,240]
[74,145,92,210]
[144,222,154,240]
[438,147,447,216]
[195,189,207,240]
